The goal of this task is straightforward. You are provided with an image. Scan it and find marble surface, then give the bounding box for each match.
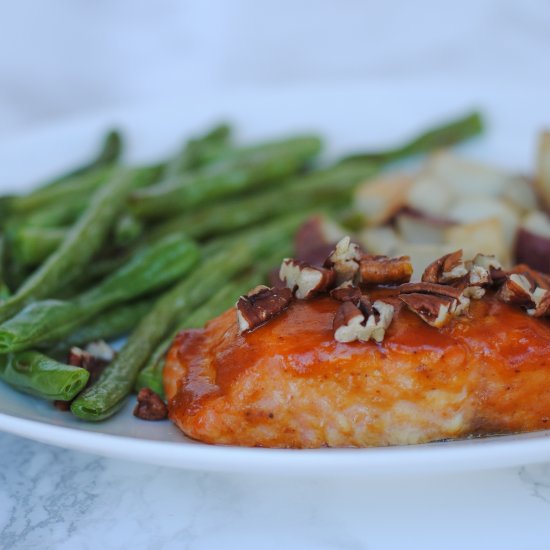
[2,431,550,549]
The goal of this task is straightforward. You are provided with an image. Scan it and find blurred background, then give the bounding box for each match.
[0,0,549,139]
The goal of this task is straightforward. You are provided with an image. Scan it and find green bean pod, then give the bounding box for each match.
[0,350,90,401]
[341,111,483,164]
[130,135,323,220]
[0,234,199,352]
[0,168,152,325]
[44,298,156,354]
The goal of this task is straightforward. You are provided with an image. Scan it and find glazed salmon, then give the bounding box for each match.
[164,290,550,448]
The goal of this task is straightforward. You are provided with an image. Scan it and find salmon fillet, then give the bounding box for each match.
[164,290,550,448]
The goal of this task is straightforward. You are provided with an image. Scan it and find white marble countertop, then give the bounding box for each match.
[2,431,550,549]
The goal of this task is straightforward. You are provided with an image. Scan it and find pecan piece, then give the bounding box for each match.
[324,236,363,285]
[398,281,469,326]
[497,274,535,308]
[399,293,457,328]
[398,281,463,300]
[333,301,366,343]
[279,259,335,299]
[529,289,550,317]
[497,271,550,317]
[236,285,293,333]
[67,344,112,385]
[333,298,394,343]
[133,388,168,421]
[330,281,362,302]
[359,255,413,285]
[422,250,467,284]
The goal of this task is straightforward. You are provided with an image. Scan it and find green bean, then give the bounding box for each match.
[130,135,323,220]
[0,168,150,324]
[113,213,144,248]
[162,123,232,181]
[9,166,116,215]
[71,215,302,421]
[44,298,156,354]
[9,226,65,267]
[0,236,10,301]
[0,350,89,401]
[148,161,376,242]
[341,111,483,164]
[0,234,199,352]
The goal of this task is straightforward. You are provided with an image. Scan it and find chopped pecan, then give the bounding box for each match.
[422,250,467,284]
[333,301,366,343]
[508,264,550,291]
[529,289,550,317]
[133,388,168,421]
[398,281,469,326]
[471,253,502,273]
[497,274,535,308]
[398,281,463,300]
[497,271,550,317]
[359,255,413,285]
[236,285,293,333]
[279,259,335,299]
[67,344,111,385]
[399,293,457,328]
[324,236,363,285]
[423,251,499,300]
[333,298,394,343]
[330,281,362,302]
[85,340,115,362]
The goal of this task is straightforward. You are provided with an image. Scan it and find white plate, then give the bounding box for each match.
[1,83,550,476]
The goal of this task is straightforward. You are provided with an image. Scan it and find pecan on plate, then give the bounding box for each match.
[279,259,335,299]
[133,388,168,421]
[236,285,293,334]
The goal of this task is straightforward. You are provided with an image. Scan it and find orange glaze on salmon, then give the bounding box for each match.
[164,290,550,448]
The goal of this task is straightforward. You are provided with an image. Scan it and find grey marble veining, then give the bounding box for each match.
[2,431,550,549]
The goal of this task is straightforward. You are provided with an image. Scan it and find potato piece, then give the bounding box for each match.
[354,173,413,226]
[522,211,550,238]
[395,211,451,245]
[447,198,519,250]
[358,226,403,256]
[515,211,550,273]
[406,174,456,218]
[535,131,550,210]
[424,151,516,198]
[501,176,538,214]
[444,218,510,266]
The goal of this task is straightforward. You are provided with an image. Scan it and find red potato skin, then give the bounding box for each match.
[164,290,550,448]
[515,227,550,275]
